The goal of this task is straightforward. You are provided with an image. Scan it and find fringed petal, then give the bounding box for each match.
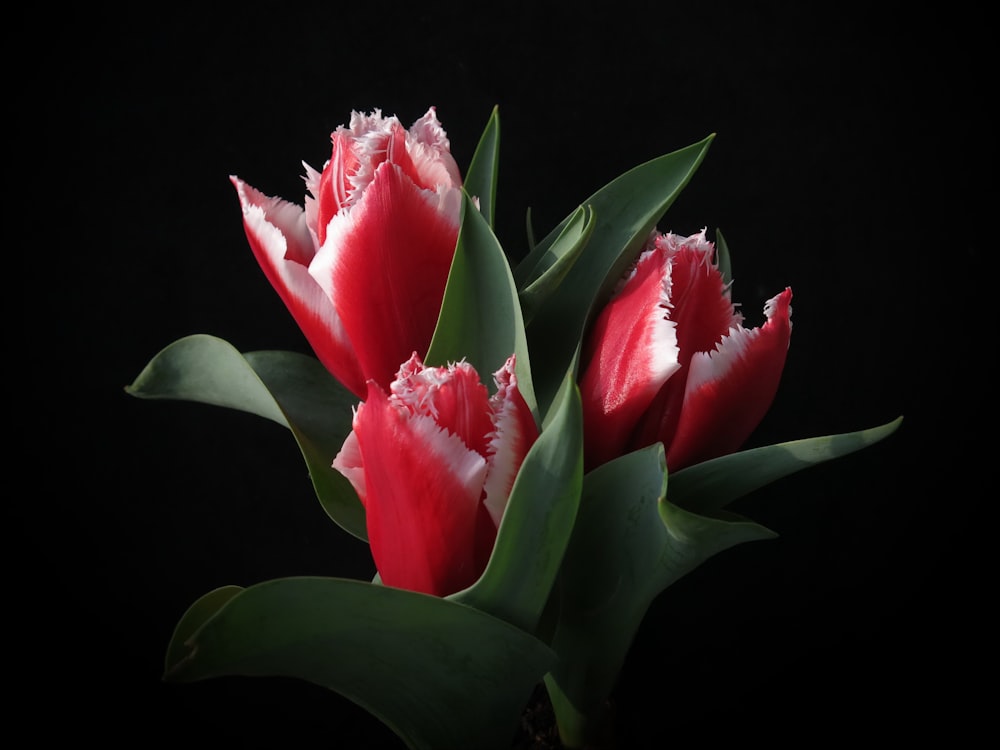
[580,244,680,469]
[666,287,793,470]
[308,162,460,392]
[405,107,463,190]
[351,382,488,597]
[230,176,365,396]
[482,355,540,526]
[389,354,495,458]
[628,231,741,454]
[315,132,363,246]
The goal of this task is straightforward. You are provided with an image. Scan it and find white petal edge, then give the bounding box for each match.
[684,289,788,394]
[233,177,354,357]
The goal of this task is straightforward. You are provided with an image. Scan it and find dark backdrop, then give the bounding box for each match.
[36,2,990,746]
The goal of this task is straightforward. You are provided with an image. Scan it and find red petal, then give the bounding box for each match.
[390,354,494,458]
[629,233,740,454]
[666,287,793,470]
[580,244,680,469]
[316,131,361,246]
[385,123,424,189]
[231,176,366,397]
[309,162,460,392]
[352,382,488,597]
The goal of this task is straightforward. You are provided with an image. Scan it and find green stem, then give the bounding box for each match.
[543,674,617,749]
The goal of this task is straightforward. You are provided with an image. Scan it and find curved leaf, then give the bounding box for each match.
[427,190,536,417]
[517,204,595,326]
[453,355,583,634]
[544,443,773,747]
[670,416,904,515]
[126,334,289,425]
[164,585,243,674]
[517,135,715,417]
[165,577,555,750]
[464,105,500,228]
[126,335,366,540]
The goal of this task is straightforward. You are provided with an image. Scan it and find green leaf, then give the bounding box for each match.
[525,206,537,252]
[517,135,714,417]
[125,335,367,541]
[165,577,555,750]
[543,443,773,747]
[670,416,904,515]
[164,585,242,674]
[427,190,536,417]
[464,105,500,228]
[517,204,595,326]
[715,227,733,285]
[453,355,583,634]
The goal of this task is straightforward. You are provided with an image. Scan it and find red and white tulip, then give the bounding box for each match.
[231,108,462,398]
[580,229,792,472]
[334,354,539,597]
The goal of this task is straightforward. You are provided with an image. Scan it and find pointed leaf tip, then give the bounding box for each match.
[670,415,904,515]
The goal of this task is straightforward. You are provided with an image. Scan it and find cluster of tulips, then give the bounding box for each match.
[129,106,899,749]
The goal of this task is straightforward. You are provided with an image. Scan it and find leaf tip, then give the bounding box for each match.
[162,641,197,682]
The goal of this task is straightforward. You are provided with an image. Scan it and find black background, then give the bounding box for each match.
[34,1,990,746]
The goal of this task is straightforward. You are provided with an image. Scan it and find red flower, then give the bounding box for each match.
[580,229,792,472]
[231,108,462,398]
[334,354,539,597]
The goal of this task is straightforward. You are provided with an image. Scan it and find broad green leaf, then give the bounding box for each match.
[165,577,555,750]
[126,335,366,540]
[670,416,904,515]
[543,444,773,747]
[517,205,595,326]
[126,334,289,425]
[453,356,583,634]
[427,190,536,417]
[517,135,714,417]
[464,105,500,228]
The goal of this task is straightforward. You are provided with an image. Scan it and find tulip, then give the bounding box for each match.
[231,107,463,398]
[333,353,539,597]
[580,229,792,472]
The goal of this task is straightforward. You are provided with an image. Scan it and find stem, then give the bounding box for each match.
[543,674,617,749]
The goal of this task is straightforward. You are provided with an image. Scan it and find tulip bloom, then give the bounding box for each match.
[333,354,539,597]
[231,108,462,398]
[580,229,792,472]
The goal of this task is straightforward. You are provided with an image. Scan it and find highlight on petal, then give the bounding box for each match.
[352,382,488,597]
[580,244,680,469]
[309,162,461,391]
[231,176,365,397]
[666,287,793,471]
